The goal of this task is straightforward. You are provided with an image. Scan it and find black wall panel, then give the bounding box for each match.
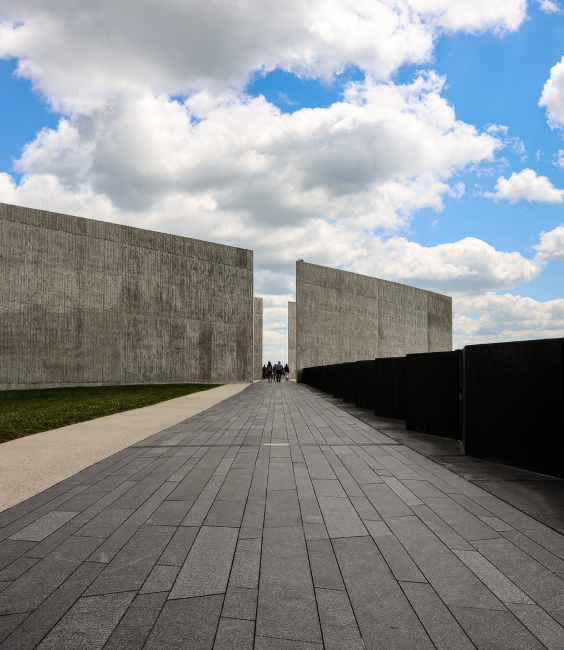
[375,357,406,420]
[463,338,564,478]
[405,351,460,439]
[342,362,357,403]
[355,360,376,409]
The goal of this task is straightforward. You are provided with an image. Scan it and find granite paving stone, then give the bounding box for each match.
[228,538,262,589]
[0,536,103,615]
[0,614,28,645]
[36,591,135,649]
[0,562,104,650]
[212,617,254,649]
[316,496,368,538]
[315,588,364,650]
[103,592,168,650]
[506,602,564,650]
[8,512,78,542]
[221,585,257,620]
[333,535,434,649]
[74,508,134,538]
[144,595,224,650]
[264,490,302,528]
[2,380,564,649]
[400,582,476,650]
[451,606,546,649]
[86,525,175,596]
[257,526,322,644]
[169,526,238,599]
[139,565,180,594]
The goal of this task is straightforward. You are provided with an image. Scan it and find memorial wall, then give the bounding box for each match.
[0,203,254,389]
[294,261,452,381]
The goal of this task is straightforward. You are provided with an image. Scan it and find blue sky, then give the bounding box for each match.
[1,0,563,360]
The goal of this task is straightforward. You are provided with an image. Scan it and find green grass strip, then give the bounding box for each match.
[0,383,221,444]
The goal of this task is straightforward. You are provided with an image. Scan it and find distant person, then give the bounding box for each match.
[262,364,267,379]
[266,362,273,383]
[275,361,283,382]
[284,363,289,381]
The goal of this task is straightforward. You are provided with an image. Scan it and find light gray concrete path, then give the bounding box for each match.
[0,384,249,512]
[1,381,564,649]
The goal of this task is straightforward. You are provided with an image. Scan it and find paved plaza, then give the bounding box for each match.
[1,382,564,649]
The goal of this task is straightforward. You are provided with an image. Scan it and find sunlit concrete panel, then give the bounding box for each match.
[0,203,254,389]
[295,261,452,380]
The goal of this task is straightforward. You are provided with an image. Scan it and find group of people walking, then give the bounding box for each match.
[263,361,289,382]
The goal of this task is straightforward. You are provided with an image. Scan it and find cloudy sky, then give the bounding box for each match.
[1,0,564,363]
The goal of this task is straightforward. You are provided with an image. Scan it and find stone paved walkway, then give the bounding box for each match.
[1,381,564,649]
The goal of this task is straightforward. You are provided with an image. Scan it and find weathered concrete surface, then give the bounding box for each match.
[296,261,451,380]
[0,203,254,389]
[288,300,296,380]
[254,297,263,380]
[0,383,248,512]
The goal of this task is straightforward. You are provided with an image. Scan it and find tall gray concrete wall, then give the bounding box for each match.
[288,301,296,380]
[0,203,254,389]
[295,261,452,381]
[254,297,263,380]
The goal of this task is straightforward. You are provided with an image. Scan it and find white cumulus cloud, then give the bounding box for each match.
[485,168,564,203]
[0,0,528,112]
[537,0,563,14]
[454,292,564,348]
[11,74,500,227]
[540,56,564,128]
[533,224,564,261]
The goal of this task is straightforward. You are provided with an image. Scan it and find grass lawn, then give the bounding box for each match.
[0,383,221,444]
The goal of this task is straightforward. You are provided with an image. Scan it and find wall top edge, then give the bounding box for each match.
[0,202,253,270]
[296,260,451,302]
[464,336,564,350]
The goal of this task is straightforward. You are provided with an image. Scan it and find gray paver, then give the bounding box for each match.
[229,538,262,588]
[333,535,434,649]
[74,508,134,538]
[103,592,167,650]
[401,582,476,650]
[139,564,180,594]
[0,562,104,650]
[144,595,224,650]
[222,586,257,620]
[158,526,198,566]
[315,588,364,649]
[36,592,135,649]
[257,526,322,644]
[8,512,78,542]
[265,490,302,528]
[307,539,345,590]
[169,526,238,598]
[85,525,175,596]
[0,536,102,615]
[317,496,368,538]
[451,606,546,649]
[213,617,254,649]
[0,614,28,644]
[507,602,564,650]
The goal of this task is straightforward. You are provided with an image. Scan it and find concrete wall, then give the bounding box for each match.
[254,297,263,380]
[0,203,254,389]
[295,261,452,381]
[288,301,296,380]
